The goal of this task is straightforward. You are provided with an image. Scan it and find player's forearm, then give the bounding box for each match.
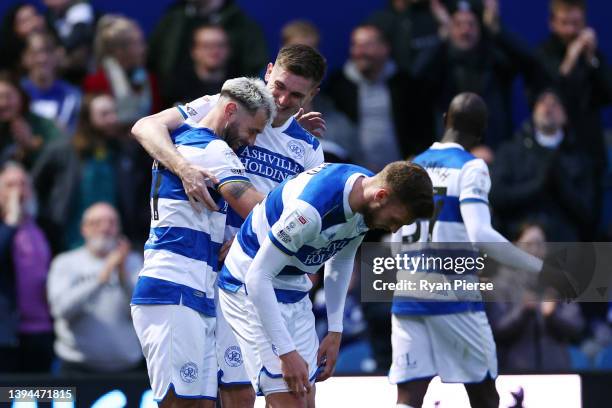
[461,203,543,273]
[131,117,188,175]
[323,240,361,332]
[244,239,296,355]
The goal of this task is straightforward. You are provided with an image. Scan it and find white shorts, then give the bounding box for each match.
[216,292,251,386]
[218,287,319,395]
[131,304,217,402]
[389,311,498,384]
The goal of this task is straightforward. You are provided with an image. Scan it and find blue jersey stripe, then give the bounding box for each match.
[154,168,189,201]
[226,208,244,229]
[392,300,484,315]
[460,198,489,204]
[283,118,320,150]
[268,231,296,256]
[437,195,462,223]
[413,147,476,170]
[237,213,260,258]
[171,125,218,149]
[132,276,215,316]
[145,226,221,269]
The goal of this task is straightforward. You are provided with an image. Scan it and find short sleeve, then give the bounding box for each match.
[459,159,491,204]
[177,139,248,188]
[176,94,220,124]
[268,201,321,256]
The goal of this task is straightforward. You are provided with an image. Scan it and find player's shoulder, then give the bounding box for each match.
[297,163,371,216]
[279,117,321,152]
[414,143,481,170]
[171,124,219,149]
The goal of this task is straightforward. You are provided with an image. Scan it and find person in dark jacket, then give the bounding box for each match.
[32,93,151,254]
[486,223,585,372]
[325,23,433,169]
[411,0,546,149]
[366,0,451,73]
[147,0,268,93]
[490,89,596,241]
[0,3,46,75]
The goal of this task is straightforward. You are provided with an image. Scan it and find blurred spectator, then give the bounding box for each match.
[538,0,612,162]
[281,19,320,49]
[412,0,545,148]
[163,24,232,106]
[490,89,596,241]
[366,0,447,73]
[47,202,143,375]
[42,0,96,85]
[84,15,161,127]
[0,72,64,169]
[0,3,46,74]
[148,0,268,92]
[279,21,358,163]
[0,162,54,373]
[537,0,612,228]
[21,31,82,136]
[32,93,151,254]
[325,24,431,171]
[486,223,585,372]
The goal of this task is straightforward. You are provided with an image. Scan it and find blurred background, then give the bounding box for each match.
[0,0,611,406]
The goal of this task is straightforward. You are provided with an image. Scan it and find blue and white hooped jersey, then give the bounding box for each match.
[392,142,491,315]
[177,95,325,237]
[218,163,372,303]
[131,124,249,317]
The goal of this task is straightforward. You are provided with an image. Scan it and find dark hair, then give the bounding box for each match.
[352,23,390,45]
[191,23,228,48]
[446,92,488,140]
[550,0,586,15]
[513,221,547,242]
[72,93,115,157]
[0,70,30,117]
[380,161,434,220]
[274,44,327,85]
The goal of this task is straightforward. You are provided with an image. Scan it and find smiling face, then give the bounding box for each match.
[264,63,318,126]
[222,102,269,150]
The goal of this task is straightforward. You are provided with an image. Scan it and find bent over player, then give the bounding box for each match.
[130,77,274,408]
[218,161,434,408]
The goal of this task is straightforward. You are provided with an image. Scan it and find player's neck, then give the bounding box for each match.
[440,129,472,150]
[348,176,368,214]
[199,106,225,136]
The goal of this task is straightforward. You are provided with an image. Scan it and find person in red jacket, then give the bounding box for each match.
[84,15,161,127]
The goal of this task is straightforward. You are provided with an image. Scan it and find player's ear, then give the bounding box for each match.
[224,101,238,119]
[374,188,389,203]
[264,63,274,82]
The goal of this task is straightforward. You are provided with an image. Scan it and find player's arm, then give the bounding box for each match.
[218,181,265,219]
[131,96,219,210]
[317,236,364,381]
[458,158,542,272]
[244,204,320,395]
[460,202,542,273]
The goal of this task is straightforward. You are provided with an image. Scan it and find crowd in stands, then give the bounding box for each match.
[0,0,611,376]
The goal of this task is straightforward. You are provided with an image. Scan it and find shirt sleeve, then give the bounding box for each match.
[459,158,491,204]
[267,201,321,256]
[177,139,249,188]
[176,94,220,124]
[304,143,325,170]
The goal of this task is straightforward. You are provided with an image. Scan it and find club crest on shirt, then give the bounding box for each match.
[287,141,305,159]
[224,346,243,367]
[180,362,198,383]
